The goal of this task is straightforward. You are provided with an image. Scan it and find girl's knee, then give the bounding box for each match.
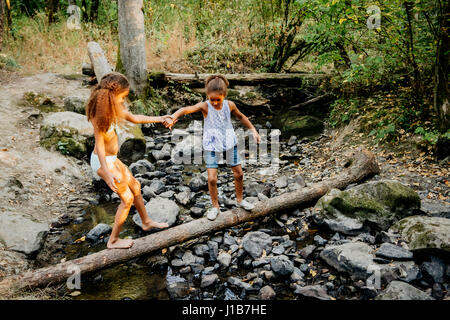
[121,191,134,208]
[208,176,218,186]
[129,178,141,196]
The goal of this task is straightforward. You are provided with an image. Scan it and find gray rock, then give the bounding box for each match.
[375,281,434,300]
[190,207,205,218]
[149,179,165,195]
[245,182,265,197]
[0,212,49,255]
[201,273,219,288]
[189,174,208,192]
[420,199,450,218]
[389,216,450,252]
[421,256,445,284]
[312,180,421,235]
[129,160,155,176]
[86,223,112,242]
[314,235,328,246]
[270,255,294,276]
[193,244,209,257]
[217,252,232,268]
[299,245,316,259]
[275,176,288,189]
[294,285,332,300]
[272,245,285,255]
[132,197,179,228]
[224,288,240,300]
[63,96,86,114]
[0,250,30,278]
[375,243,413,260]
[175,190,191,205]
[259,285,276,300]
[223,232,237,246]
[242,231,272,259]
[290,267,305,282]
[227,277,253,291]
[208,241,219,261]
[159,190,175,198]
[166,268,189,299]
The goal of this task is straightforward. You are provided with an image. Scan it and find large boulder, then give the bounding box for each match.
[132,197,179,228]
[274,112,324,138]
[40,111,146,163]
[242,231,272,259]
[312,180,420,235]
[389,216,450,252]
[320,242,416,283]
[375,281,434,300]
[0,250,30,279]
[0,212,49,256]
[171,129,203,165]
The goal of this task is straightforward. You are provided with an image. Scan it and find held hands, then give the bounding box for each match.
[161,115,177,130]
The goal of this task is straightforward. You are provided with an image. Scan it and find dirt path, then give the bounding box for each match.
[0,72,94,226]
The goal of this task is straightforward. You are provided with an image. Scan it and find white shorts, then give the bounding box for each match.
[90,152,117,179]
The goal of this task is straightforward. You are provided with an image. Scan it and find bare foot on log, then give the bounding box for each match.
[107,238,134,249]
[142,220,169,231]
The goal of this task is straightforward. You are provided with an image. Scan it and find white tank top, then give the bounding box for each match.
[202,99,237,152]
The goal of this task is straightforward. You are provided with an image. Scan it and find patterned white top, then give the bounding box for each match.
[202,99,238,152]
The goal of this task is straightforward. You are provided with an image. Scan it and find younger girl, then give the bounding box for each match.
[168,75,261,220]
[86,72,171,249]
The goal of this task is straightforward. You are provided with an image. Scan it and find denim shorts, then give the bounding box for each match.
[204,145,241,169]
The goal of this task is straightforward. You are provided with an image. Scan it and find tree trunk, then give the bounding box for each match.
[0,148,379,294]
[0,0,4,52]
[46,0,59,24]
[90,0,100,21]
[117,0,147,96]
[87,41,113,82]
[434,0,450,131]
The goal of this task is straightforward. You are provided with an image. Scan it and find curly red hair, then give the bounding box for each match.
[86,72,130,132]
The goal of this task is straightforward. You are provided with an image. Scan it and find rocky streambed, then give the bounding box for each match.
[44,117,450,301]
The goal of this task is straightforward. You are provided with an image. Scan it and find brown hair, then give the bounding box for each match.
[205,74,229,96]
[86,72,130,132]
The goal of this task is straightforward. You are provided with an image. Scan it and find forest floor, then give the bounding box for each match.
[0,70,448,299]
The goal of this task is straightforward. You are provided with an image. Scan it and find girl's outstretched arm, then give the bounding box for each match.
[93,124,120,193]
[168,102,207,129]
[229,101,261,144]
[123,110,172,125]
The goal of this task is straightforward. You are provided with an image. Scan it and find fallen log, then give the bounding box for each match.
[87,41,113,82]
[0,148,379,294]
[153,72,328,88]
[289,93,333,110]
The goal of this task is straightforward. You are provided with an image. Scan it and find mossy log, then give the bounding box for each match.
[0,148,379,294]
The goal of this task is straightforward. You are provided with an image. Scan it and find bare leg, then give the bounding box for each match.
[231,165,244,203]
[128,176,169,231]
[107,186,135,249]
[207,168,220,208]
[97,161,134,249]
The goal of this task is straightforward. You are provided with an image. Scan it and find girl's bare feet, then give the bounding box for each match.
[107,238,134,249]
[142,220,169,231]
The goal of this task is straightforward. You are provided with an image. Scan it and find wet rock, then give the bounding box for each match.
[312,180,421,235]
[189,174,208,192]
[242,231,272,259]
[270,255,294,276]
[190,207,205,218]
[293,285,332,300]
[224,288,240,300]
[227,277,253,291]
[132,197,179,228]
[208,241,219,262]
[201,273,219,288]
[0,212,49,256]
[166,268,189,299]
[259,285,276,300]
[299,245,316,259]
[218,252,232,268]
[389,216,450,252]
[86,223,112,242]
[175,190,192,205]
[375,281,434,300]
[375,243,413,260]
[129,160,155,176]
[421,256,445,284]
[314,235,328,246]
